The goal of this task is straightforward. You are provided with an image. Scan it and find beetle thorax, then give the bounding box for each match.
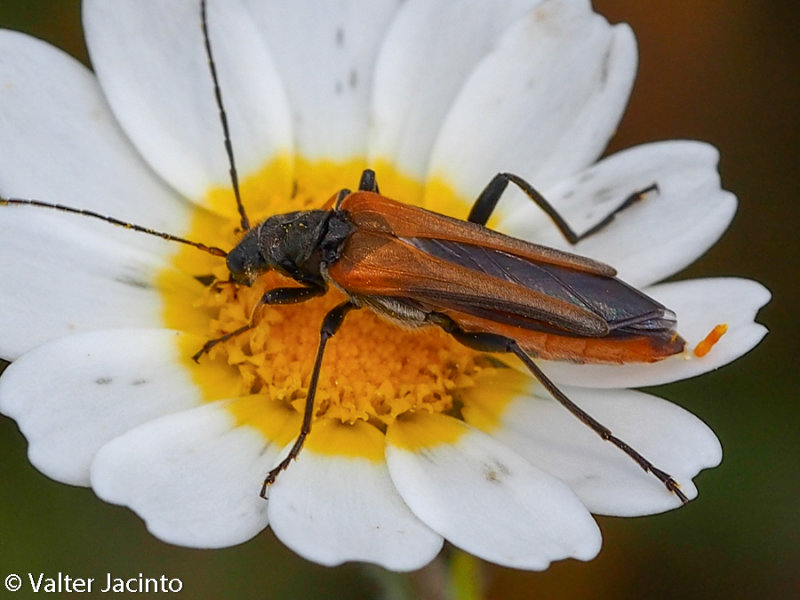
[262,210,331,278]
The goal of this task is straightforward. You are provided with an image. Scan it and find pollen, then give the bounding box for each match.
[160,158,513,456]
[203,273,493,425]
[694,323,728,357]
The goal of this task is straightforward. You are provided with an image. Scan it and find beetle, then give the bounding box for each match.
[0,0,697,504]
[1,166,689,503]
[214,168,689,500]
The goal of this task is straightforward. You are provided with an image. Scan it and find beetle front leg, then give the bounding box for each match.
[260,285,327,305]
[192,284,326,362]
[260,300,358,496]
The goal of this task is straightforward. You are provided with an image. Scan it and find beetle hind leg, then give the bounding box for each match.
[430,312,689,504]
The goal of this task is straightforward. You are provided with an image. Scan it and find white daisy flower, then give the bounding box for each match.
[0,0,769,572]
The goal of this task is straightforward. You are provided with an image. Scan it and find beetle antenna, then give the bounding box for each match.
[200,0,250,232]
[0,198,228,257]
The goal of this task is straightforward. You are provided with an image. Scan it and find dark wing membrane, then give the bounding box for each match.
[405,237,677,339]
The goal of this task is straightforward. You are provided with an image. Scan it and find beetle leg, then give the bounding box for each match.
[509,343,688,504]
[261,300,358,497]
[358,168,380,193]
[191,323,252,363]
[468,173,513,227]
[572,182,658,241]
[469,172,658,245]
[260,285,327,305]
[192,284,326,362]
[332,188,352,209]
[429,312,689,504]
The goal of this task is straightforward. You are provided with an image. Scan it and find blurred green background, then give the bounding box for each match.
[0,1,796,599]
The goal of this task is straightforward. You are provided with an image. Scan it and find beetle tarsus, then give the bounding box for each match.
[260,455,295,498]
[577,182,659,240]
[192,324,252,362]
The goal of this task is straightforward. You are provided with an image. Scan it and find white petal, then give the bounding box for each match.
[385,413,601,569]
[245,0,401,160]
[540,278,770,388]
[0,213,203,358]
[91,399,287,548]
[368,0,544,180]
[267,420,442,571]
[84,0,293,203]
[501,141,737,287]
[0,30,189,240]
[478,387,722,516]
[426,0,636,203]
[0,330,208,486]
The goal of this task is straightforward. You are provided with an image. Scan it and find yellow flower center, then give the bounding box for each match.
[159,157,524,457]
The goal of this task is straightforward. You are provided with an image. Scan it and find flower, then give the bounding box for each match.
[0,0,769,572]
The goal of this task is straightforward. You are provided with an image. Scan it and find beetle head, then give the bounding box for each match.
[226,210,331,286]
[226,227,266,286]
